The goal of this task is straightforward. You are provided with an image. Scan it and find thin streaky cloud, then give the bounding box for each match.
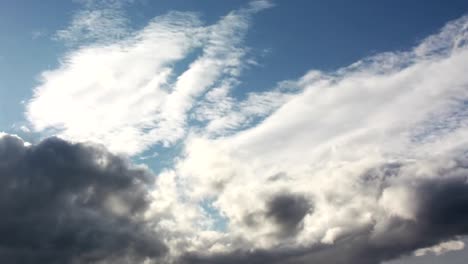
[27,1,272,155]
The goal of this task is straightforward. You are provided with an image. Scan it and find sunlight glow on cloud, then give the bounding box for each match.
[27,1,271,155]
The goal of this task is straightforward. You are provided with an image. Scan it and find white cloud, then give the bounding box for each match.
[414,240,465,256]
[192,83,295,136]
[54,8,131,45]
[27,1,272,155]
[146,14,468,257]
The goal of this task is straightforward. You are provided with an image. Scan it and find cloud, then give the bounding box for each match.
[265,193,312,237]
[54,8,130,45]
[0,133,166,263]
[177,156,468,264]
[192,84,295,136]
[150,14,468,263]
[414,240,465,256]
[21,0,468,263]
[27,1,272,155]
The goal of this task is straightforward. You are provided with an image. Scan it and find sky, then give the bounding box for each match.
[1,0,468,263]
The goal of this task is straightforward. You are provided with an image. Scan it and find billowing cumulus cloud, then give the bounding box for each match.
[0,133,166,263]
[176,156,468,264]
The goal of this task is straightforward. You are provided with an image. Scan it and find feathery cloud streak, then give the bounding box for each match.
[27,0,273,155]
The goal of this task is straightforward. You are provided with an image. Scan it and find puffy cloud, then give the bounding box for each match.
[0,133,166,263]
[177,156,468,264]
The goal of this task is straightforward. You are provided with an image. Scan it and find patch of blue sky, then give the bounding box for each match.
[0,0,73,132]
[200,197,228,232]
[166,47,205,89]
[0,33,65,133]
[133,140,185,174]
[237,0,468,96]
[125,0,247,28]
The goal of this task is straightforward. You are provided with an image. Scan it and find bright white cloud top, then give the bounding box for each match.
[21,1,468,263]
[27,0,273,155]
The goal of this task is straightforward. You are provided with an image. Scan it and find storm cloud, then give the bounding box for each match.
[0,134,166,263]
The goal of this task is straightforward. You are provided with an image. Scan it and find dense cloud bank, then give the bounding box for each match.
[1,140,468,263]
[0,134,166,263]
[179,156,468,264]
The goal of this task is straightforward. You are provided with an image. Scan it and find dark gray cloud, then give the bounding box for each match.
[0,135,166,264]
[266,193,312,237]
[180,156,468,264]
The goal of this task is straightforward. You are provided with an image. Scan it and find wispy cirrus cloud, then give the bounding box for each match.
[54,8,130,45]
[27,1,272,155]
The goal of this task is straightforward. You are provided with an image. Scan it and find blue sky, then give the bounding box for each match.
[2,1,468,263]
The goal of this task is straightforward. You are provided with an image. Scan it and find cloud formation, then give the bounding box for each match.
[27,0,272,155]
[0,134,166,263]
[178,156,468,264]
[148,13,468,264]
[414,240,465,256]
[19,1,468,263]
